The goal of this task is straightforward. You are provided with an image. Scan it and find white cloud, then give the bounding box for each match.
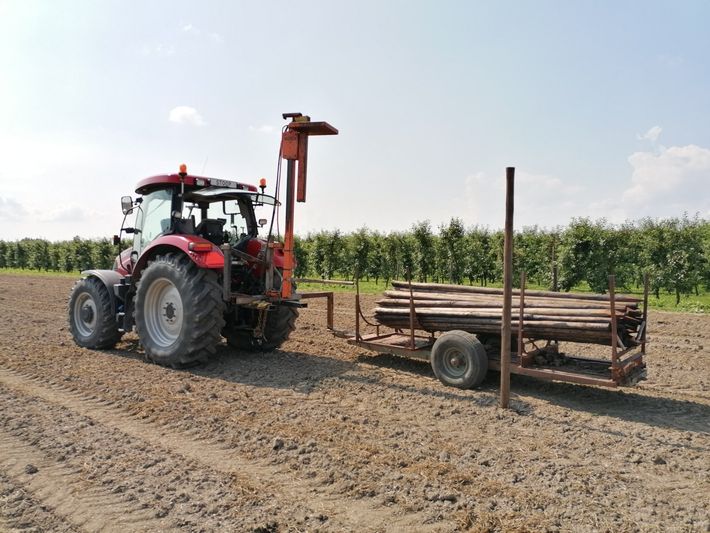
[637,125,662,143]
[139,43,175,57]
[38,205,98,223]
[182,24,200,35]
[181,24,223,43]
[623,144,710,216]
[658,53,684,67]
[464,139,710,228]
[248,124,275,133]
[0,197,27,221]
[168,106,206,126]
[464,170,585,228]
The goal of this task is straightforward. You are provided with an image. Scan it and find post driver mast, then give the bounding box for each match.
[278,113,338,299]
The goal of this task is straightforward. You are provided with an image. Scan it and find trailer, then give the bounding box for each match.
[347,275,649,390]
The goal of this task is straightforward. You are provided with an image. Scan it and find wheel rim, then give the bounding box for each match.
[143,277,183,347]
[74,292,97,337]
[441,347,469,378]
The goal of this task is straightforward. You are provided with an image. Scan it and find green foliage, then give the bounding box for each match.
[2,216,709,311]
[438,218,466,284]
[293,235,310,277]
[411,221,435,282]
[346,227,372,280]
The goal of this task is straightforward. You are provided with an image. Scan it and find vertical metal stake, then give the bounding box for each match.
[609,274,618,374]
[355,278,361,341]
[517,271,526,364]
[500,167,515,409]
[408,275,416,350]
[642,272,649,354]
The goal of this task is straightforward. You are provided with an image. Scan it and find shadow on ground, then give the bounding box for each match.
[357,352,710,435]
[109,337,708,436]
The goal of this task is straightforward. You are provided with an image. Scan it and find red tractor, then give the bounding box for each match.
[68,113,337,366]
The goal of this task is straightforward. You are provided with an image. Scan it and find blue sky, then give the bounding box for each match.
[1,0,709,240]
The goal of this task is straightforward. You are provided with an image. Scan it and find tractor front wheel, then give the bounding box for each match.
[135,253,225,367]
[68,277,122,349]
[224,306,299,352]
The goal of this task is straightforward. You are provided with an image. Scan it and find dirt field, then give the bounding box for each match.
[0,273,708,532]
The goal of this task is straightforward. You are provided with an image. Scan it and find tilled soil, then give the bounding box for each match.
[0,273,708,532]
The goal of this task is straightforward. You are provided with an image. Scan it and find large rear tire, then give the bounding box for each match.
[224,306,299,352]
[68,277,122,349]
[431,331,488,389]
[135,253,225,367]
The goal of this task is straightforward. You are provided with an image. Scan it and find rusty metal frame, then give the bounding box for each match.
[299,291,334,330]
[347,271,650,389]
[506,271,649,387]
[354,278,380,341]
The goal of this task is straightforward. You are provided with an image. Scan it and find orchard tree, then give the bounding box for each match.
[293,235,310,277]
[439,218,466,284]
[348,227,372,280]
[411,220,435,282]
[366,232,385,285]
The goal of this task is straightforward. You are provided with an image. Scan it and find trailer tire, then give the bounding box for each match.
[68,277,123,349]
[431,331,488,389]
[135,253,225,367]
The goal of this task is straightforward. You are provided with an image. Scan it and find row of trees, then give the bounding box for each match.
[0,237,123,273]
[294,216,709,303]
[2,216,708,302]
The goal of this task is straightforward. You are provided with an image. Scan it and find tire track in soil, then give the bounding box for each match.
[0,470,78,533]
[0,431,170,533]
[0,366,434,532]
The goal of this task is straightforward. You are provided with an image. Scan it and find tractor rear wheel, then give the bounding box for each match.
[135,253,225,367]
[68,277,123,349]
[224,306,299,352]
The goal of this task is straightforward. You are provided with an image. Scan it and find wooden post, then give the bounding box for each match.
[500,167,515,408]
[326,292,334,330]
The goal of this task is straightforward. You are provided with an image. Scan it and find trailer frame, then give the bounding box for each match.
[348,275,649,389]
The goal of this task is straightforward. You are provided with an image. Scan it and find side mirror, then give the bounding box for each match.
[121,196,133,215]
[258,218,268,227]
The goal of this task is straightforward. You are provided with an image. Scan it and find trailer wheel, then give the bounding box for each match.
[431,331,488,389]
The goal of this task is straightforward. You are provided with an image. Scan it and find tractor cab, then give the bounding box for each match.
[121,172,277,260]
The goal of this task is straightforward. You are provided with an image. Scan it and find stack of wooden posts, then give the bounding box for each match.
[374,281,643,346]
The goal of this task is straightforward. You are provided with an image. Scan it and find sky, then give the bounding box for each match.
[1,0,709,240]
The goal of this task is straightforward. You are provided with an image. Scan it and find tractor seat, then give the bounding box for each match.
[172,215,196,235]
[195,218,226,245]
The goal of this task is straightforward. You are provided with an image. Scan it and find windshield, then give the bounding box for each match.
[183,188,275,242]
[209,200,250,241]
[182,197,257,245]
[135,189,172,252]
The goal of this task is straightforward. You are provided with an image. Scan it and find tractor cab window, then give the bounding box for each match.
[134,189,173,253]
[209,200,252,242]
[181,198,254,246]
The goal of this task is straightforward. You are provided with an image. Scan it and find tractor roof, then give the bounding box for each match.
[135,174,258,195]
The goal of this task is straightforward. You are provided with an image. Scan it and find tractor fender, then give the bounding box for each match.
[132,235,224,279]
[81,269,124,309]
